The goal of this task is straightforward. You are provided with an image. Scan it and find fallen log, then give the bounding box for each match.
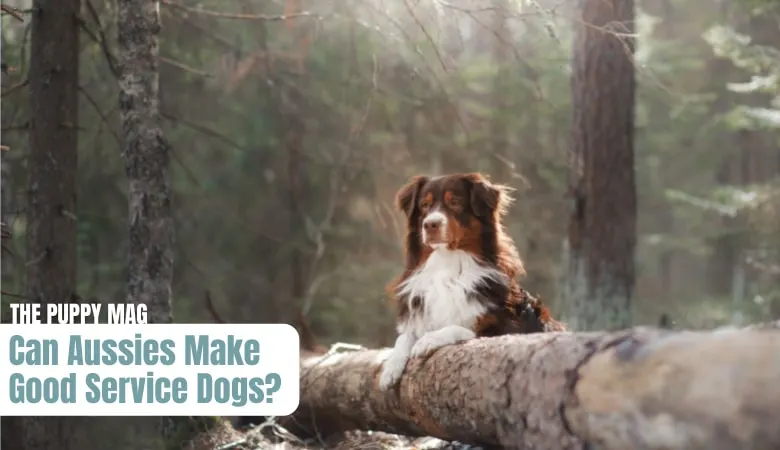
[285,321,780,450]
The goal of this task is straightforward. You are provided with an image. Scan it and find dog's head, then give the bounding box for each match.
[394,172,512,252]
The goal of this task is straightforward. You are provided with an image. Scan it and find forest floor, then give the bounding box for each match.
[193,419,486,450]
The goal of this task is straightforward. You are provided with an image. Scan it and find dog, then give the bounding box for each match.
[378,172,566,390]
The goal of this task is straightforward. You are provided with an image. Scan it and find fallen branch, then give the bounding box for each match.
[287,321,780,450]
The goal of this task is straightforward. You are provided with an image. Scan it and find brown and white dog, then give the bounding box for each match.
[378,172,566,390]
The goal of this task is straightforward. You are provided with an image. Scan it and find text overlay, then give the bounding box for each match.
[0,322,300,416]
[9,302,146,324]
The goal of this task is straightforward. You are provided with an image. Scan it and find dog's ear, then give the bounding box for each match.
[466,173,511,218]
[395,175,429,219]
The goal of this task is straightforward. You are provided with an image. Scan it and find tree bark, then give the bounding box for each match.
[117,1,176,446]
[563,0,638,331]
[118,0,175,324]
[286,322,780,450]
[13,0,82,449]
[27,0,80,314]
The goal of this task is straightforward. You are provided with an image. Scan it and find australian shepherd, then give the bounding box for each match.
[379,172,566,390]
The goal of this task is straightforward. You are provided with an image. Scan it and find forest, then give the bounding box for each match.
[1,0,779,448]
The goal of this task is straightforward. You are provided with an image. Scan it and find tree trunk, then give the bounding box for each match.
[1,147,14,289]
[118,0,174,324]
[117,1,175,446]
[27,0,80,314]
[15,0,82,448]
[286,322,780,450]
[563,0,637,331]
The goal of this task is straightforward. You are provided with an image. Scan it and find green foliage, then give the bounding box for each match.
[703,23,780,130]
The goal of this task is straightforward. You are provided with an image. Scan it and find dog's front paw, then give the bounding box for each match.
[378,355,407,390]
[410,326,476,358]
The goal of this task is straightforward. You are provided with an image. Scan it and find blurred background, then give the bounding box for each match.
[2,0,779,350]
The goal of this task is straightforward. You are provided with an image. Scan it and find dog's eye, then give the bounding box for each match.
[448,197,462,209]
[420,200,432,211]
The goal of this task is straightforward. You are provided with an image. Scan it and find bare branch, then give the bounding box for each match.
[78,85,122,149]
[402,0,450,73]
[84,0,120,77]
[1,123,30,132]
[204,291,227,324]
[160,111,245,151]
[1,4,24,21]
[160,56,213,78]
[161,0,321,22]
[360,2,474,141]
[76,1,119,78]
[1,290,28,299]
[1,79,28,97]
[164,9,241,51]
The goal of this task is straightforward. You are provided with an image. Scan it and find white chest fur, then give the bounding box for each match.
[395,248,504,337]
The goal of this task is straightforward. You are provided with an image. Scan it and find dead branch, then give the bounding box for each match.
[1,290,27,299]
[78,85,121,149]
[161,0,321,22]
[360,1,472,140]
[1,220,14,257]
[159,56,213,78]
[1,79,28,97]
[82,0,119,77]
[401,0,449,73]
[204,290,227,324]
[160,112,244,151]
[286,321,780,450]
[1,4,24,21]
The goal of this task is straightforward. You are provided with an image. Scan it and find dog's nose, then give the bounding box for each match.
[423,217,442,233]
